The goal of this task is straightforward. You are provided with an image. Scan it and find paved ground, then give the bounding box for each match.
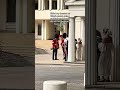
[35,40,120,90]
[35,64,85,90]
[0,67,34,89]
[35,40,85,90]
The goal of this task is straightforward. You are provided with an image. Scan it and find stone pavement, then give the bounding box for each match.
[0,67,34,89]
[35,40,85,90]
[35,64,85,90]
[35,40,120,90]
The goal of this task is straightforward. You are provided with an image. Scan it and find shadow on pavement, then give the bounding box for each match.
[35,48,49,54]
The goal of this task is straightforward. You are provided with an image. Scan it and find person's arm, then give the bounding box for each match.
[57,40,59,49]
[52,40,55,49]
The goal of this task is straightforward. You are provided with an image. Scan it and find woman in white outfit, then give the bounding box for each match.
[98,28,113,82]
[76,38,82,61]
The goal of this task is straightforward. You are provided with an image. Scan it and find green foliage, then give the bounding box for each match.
[56,22,64,32]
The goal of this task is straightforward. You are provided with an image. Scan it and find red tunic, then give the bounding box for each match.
[52,39,59,49]
[61,39,64,47]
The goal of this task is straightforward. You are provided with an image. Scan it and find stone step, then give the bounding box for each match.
[0,33,35,57]
[6,23,16,31]
[0,33,35,46]
[0,45,34,57]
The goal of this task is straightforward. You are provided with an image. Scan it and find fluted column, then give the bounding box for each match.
[16,0,22,33]
[85,0,97,86]
[67,17,75,62]
[110,0,120,82]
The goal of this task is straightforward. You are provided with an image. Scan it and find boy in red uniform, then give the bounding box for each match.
[52,36,59,60]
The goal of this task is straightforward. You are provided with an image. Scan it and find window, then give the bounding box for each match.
[35,2,38,10]
[52,0,57,9]
[7,0,16,22]
[38,24,41,35]
[45,0,49,10]
[35,0,38,10]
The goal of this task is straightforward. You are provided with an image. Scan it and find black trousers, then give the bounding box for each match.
[52,48,58,60]
[65,47,68,61]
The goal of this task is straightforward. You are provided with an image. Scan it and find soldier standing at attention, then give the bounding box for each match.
[52,36,59,60]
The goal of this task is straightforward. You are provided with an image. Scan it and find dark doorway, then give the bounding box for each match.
[7,0,16,22]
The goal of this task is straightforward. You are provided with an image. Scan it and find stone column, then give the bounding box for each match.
[49,0,52,10]
[41,20,45,40]
[85,0,97,86]
[16,0,22,33]
[75,17,81,39]
[57,0,60,10]
[110,0,120,82]
[81,17,85,61]
[42,0,44,10]
[60,31,63,35]
[61,0,63,10]
[38,0,41,10]
[22,0,28,34]
[44,20,48,40]
[67,17,75,62]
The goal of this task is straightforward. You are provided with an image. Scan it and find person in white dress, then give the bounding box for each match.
[98,28,113,82]
[76,38,82,61]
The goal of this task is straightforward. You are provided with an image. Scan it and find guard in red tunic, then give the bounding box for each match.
[52,37,59,60]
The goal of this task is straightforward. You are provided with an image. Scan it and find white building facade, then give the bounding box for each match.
[35,0,85,40]
[35,0,85,62]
